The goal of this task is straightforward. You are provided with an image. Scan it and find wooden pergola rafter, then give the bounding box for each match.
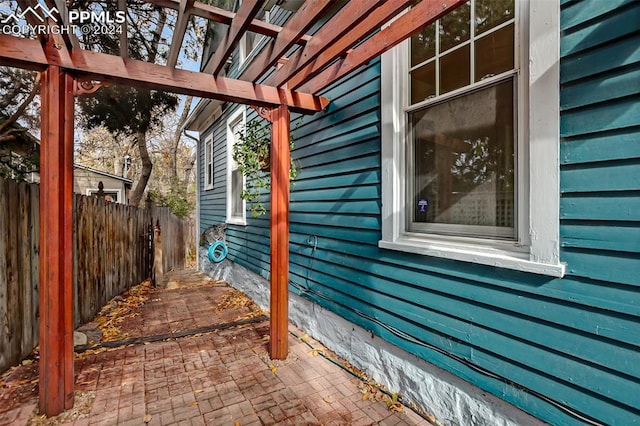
[0,0,465,417]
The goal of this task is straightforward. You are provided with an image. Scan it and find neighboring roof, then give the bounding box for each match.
[0,117,40,147]
[74,164,133,185]
[2,131,133,186]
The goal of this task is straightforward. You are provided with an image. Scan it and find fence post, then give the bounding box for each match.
[153,220,163,287]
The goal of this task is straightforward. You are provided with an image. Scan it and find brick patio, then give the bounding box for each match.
[0,270,427,425]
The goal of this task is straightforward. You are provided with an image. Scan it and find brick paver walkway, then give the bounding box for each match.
[0,270,426,425]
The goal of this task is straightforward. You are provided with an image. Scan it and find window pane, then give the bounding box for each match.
[440,45,470,94]
[205,141,212,186]
[475,0,514,35]
[411,61,436,104]
[231,169,244,217]
[439,1,470,52]
[475,23,514,81]
[410,79,515,235]
[411,24,436,66]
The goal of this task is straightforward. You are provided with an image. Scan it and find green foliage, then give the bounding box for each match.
[148,182,194,219]
[232,119,298,217]
[78,85,178,136]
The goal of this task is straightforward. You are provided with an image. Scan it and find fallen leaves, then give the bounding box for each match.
[27,391,96,425]
[216,289,252,311]
[95,279,155,342]
[308,348,324,357]
[215,289,264,321]
[386,393,403,412]
[357,382,404,414]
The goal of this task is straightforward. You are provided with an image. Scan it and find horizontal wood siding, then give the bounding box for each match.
[198,1,639,423]
[559,0,640,288]
[199,114,228,234]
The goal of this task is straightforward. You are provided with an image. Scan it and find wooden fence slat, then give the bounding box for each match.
[30,183,39,349]
[0,177,187,373]
[0,180,9,371]
[19,182,32,357]
[6,180,20,366]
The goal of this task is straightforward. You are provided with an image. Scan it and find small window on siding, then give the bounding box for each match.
[226,108,246,225]
[204,135,214,190]
[238,4,269,64]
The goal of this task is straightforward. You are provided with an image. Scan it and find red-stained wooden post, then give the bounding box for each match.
[269,104,290,360]
[39,65,75,416]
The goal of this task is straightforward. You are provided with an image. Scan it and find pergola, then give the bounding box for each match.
[0,0,464,416]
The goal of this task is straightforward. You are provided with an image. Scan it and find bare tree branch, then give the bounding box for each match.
[0,73,40,137]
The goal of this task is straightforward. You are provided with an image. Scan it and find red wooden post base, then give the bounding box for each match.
[39,66,75,416]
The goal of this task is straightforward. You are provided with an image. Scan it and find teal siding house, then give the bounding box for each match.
[187,1,640,424]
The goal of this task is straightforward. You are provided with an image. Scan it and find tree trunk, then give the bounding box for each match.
[129,130,152,207]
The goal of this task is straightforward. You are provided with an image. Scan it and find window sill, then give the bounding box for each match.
[378,237,565,278]
[226,218,247,226]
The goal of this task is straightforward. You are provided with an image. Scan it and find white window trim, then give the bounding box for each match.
[204,134,214,190]
[226,107,247,225]
[239,10,269,65]
[379,0,565,277]
[85,188,123,204]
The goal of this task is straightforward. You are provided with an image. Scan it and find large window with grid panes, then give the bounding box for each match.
[380,0,565,276]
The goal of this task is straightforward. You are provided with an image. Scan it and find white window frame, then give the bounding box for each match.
[86,188,123,204]
[204,134,214,190]
[379,0,565,277]
[238,7,269,64]
[226,107,247,225]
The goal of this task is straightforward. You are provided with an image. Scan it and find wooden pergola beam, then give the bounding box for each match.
[118,0,129,59]
[265,0,392,88]
[0,35,329,114]
[16,0,49,43]
[148,0,310,45]
[43,0,81,51]
[166,0,195,69]
[0,34,48,70]
[301,0,468,94]
[202,0,263,75]
[239,0,334,83]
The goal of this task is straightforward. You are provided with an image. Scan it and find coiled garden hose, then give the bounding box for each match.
[208,240,228,263]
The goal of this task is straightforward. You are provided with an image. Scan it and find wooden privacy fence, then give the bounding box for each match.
[0,177,186,373]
